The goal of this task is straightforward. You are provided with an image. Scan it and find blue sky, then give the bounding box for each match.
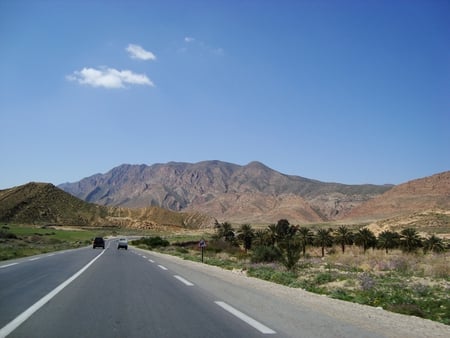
[1,0,449,189]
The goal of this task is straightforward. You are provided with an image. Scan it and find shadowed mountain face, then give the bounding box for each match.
[0,182,107,226]
[0,182,214,228]
[58,161,394,223]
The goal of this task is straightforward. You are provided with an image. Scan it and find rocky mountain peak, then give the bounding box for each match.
[59,160,396,223]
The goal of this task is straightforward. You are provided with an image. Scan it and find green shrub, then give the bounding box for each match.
[132,236,170,248]
[175,247,189,254]
[207,239,241,254]
[330,288,354,302]
[247,266,301,287]
[204,257,235,270]
[315,272,337,285]
[270,271,299,286]
[247,266,276,281]
[386,303,426,318]
[0,230,18,239]
[251,246,281,263]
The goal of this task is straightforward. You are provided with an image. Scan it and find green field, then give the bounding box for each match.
[0,224,107,260]
[0,223,185,261]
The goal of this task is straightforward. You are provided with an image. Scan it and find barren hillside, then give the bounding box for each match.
[0,183,214,229]
[59,161,392,224]
[344,171,450,222]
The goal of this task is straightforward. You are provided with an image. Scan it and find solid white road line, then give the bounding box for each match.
[28,257,40,261]
[0,250,106,338]
[214,301,276,335]
[173,275,194,286]
[158,265,168,271]
[0,263,18,269]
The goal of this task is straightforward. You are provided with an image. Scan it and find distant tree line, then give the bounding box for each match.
[212,219,447,271]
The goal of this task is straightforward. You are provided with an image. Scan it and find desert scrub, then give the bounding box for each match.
[132,236,170,249]
[327,271,450,324]
[247,265,302,287]
[203,256,239,270]
[136,233,449,325]
[314,271,339,285]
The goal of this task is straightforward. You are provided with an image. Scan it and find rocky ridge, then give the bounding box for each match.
[59,160,393,223]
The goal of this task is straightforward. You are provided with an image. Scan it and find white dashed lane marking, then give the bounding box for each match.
[134,251,275,335]
[0,263,18,269]
[214,301,276,335]
[174,275,194,286]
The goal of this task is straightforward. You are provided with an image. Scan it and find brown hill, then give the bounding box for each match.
[344,171,450,222]
[59,161,392,224]
[365,209,450,239]
[0,182,107,226]
[185,192,322,224]
[0,182,214,229]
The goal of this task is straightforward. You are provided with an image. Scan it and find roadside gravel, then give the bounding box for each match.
[148,250,450,338]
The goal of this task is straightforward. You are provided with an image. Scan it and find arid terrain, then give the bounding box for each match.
[58,161,450,225]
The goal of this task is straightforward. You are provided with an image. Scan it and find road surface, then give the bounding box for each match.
[1,242,448,337]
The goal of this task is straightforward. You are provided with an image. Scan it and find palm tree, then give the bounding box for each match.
[267,219,297,246]
[377,230,400,254]
[354,228,377,253]
[334,225,353,254]
[275,219,296,240]
[315,228,333,257]
[400,228,422,253]
[277,236,302,271]
[423,234,445,254]
[253,229,271,247]
[267,224,278,247]
[297,227,314,257]
[215,222,236,244]
[237,224,255,253]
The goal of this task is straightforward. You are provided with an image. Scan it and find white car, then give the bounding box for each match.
[117,238,128,250]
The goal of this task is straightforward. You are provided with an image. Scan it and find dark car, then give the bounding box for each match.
[93,237,105,249]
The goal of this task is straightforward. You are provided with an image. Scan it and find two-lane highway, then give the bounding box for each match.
[1,243,277,337]
[3,243,447,337]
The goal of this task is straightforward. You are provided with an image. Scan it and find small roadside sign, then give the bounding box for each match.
[199,239,206,262]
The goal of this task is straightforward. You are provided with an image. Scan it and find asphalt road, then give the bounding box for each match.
[0,242,388,338]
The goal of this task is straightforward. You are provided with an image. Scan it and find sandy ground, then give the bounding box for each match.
[148,250,450,338]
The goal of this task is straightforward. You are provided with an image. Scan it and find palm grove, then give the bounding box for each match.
[212,219,447,271]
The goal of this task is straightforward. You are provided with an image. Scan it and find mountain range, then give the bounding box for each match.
[1,161,449,227]
[57,160,449,224]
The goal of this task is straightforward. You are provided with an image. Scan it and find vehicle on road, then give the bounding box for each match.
[117,238,128,250]
[93,237,105,249]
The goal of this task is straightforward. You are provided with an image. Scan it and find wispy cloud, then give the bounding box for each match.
[180,36,224,56]
[126,44,156,61]
[67,67,154,89]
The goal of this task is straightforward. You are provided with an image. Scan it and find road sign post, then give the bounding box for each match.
[199,239,206,262]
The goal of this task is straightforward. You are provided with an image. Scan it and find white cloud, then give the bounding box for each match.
[67,67,154,89]
[184,36,195,43]
[126,44,156,61]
